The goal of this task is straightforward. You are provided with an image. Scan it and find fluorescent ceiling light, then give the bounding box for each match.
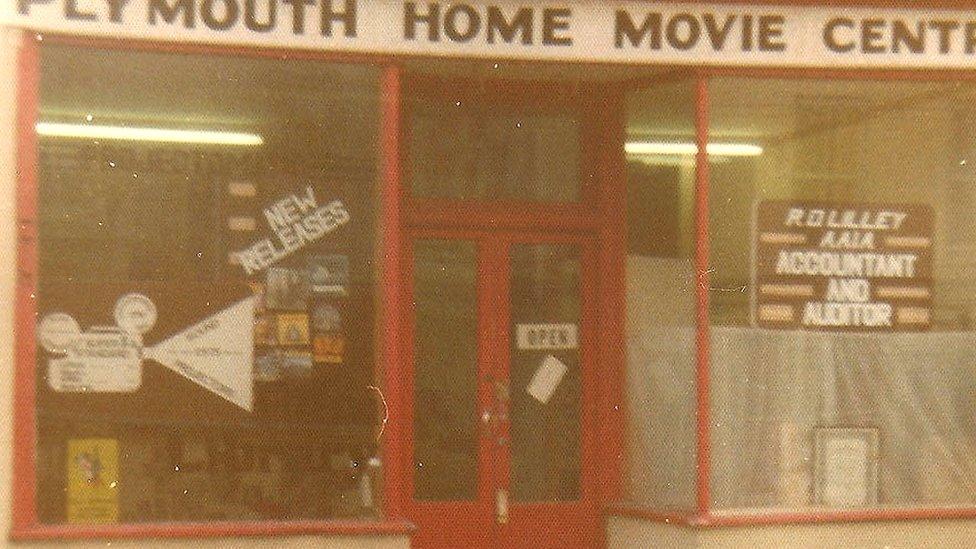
[625,141,763,157]
[36,122,263,146]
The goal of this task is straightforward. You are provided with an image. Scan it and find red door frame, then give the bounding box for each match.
[400,227,603,549]
[396,74,626,548]
[398,73,628,528]
[12,29,41,536]
[496,231,603,549]
[398,229,496,548]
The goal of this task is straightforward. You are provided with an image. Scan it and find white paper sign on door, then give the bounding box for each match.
[516,323,578,351]
[526,354,568,405]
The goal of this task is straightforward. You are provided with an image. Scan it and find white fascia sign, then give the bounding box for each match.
[4,2,976,70]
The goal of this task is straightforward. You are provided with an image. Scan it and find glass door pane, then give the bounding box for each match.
[508,243,583,502]
[413,239,479,500]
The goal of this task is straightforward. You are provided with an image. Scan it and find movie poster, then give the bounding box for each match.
[66,438,119,524]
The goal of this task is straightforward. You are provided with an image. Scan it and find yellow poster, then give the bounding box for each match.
[313,334,345,364]
[276,313,310,345]
[66,438,119,524]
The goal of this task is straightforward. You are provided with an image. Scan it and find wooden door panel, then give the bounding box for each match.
[507,504,599,549]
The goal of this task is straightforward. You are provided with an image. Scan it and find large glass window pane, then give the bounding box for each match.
[622,79,697,511]
[709,78,976,512]
[36,45,381,524]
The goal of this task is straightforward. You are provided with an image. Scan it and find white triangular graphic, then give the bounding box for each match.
[145,297,255,412]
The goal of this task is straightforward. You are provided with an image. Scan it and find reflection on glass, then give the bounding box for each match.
[509,244,582,502]
[623,79,698,512]
[413,240,479,501]
[36,45,380,523]
[707,79,976,512]
[408,93,580,202]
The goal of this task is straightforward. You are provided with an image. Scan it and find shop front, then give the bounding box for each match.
[3,2,976,548]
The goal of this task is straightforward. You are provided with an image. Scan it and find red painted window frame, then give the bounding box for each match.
[9,32,414,541]
[611,66,976,529]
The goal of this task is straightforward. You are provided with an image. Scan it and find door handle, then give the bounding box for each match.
[493,380,510,423]
[480,379,510,437]
[480,409,504,441]
[496,488,509,524]
[493,379,510,404]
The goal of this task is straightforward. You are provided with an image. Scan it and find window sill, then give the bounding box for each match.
[605,502,976,527]
[605,502,697,526]
[10,518,415,542]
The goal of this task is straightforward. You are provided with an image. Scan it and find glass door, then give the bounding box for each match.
[406,235,494,549]
[404,231,598,549]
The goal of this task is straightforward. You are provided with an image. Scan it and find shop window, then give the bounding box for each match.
[708,78,976,511]
[34,45,382,524]
[621,78,697,511]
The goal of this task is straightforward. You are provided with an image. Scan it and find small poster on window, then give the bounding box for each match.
[254,352,281,382]
[248,282,266,314]
[308,254,349,295]
[280,350,314,377]
[253,314,277,346]
[311,302,343,332]
[313,334,345,364]
[276,313,310,345]
[265,267,310,310]
[814,427,879,507]
[67,438,119,524]
[254,350,314,380]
